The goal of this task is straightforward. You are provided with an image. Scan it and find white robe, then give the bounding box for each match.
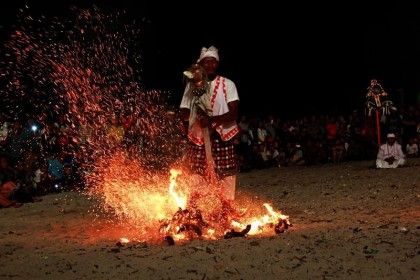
[376,142,406,168]
[180,75,240,146]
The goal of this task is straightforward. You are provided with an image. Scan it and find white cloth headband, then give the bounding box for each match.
[198,46,219,62]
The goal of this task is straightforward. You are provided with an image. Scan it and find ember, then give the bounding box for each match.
[0,5,291,245]
[275,218,290,234]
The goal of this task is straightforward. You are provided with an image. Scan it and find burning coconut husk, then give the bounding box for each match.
[158,188,292,245]
[159,206,209,239]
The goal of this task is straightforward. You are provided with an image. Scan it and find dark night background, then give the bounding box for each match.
[1,1,420,118]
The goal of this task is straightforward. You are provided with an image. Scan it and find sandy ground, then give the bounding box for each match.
[0,159,419,280]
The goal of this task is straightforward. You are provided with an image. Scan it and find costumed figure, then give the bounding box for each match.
[365,79,393,116]
[182,62,212,134]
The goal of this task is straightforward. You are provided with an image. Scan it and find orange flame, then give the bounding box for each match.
[87,153,290,243]
[168,169,186,209]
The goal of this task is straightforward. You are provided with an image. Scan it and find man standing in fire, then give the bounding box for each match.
[179,46,240,210]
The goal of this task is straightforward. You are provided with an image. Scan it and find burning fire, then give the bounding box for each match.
[1,6,290,245]
[85,152,290,244]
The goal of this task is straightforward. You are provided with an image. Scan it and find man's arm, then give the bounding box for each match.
[377,145,385,160]
[395,144,406,160]
[179,108,190,122]
[212,100,239,126]
[198,100,239,128]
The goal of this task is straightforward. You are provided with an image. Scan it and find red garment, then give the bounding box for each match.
[188,137,236,175]
[325,123,337,140]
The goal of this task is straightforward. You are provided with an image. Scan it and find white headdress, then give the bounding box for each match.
[198,46,219,62]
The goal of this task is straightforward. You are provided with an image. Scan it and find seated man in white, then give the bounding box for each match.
[376,133,406,168]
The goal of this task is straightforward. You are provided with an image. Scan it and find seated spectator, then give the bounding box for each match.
[258,143,271,168]
[0,192,22,208]
[0,154,17,182]
[0,113,10,155]
[376,133,406,168]
[331,137,346,163]
[288,143,304,166]
[249,144,267,170]
[303,138,327,165]
[405,138,418,158]
[266,141,281,167]
[60,164,79,192]
[0,155,41,203]
[15,160,42,200]
[33,162,55,194]
[47,149,69,184]
[14,160,32,190]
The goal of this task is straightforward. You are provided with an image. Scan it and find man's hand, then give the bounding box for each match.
[385,156,395,164]
[198,115,212,128]
[179,108,190,122]
[196,108,212,128]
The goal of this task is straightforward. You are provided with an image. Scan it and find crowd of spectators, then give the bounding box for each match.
[234,105,419,171]
[1,103,419,208]
[0,113,87,208]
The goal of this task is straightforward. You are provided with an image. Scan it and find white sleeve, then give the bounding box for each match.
[377,145,385,160]
[225,78,239,103]
[395,144,405,159]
